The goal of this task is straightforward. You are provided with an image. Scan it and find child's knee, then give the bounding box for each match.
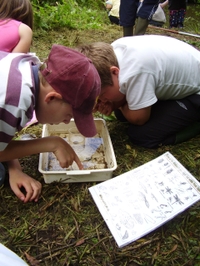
[127,126,176,148]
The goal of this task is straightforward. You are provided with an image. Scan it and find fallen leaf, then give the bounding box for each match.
[24,252,40,266]
[75,238,85,246]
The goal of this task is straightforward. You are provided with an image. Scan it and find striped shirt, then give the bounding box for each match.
[0,51,41,151]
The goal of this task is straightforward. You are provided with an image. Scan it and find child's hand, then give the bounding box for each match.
[9,169,42,203]
[93,99,114,115]
[53,137,83,170]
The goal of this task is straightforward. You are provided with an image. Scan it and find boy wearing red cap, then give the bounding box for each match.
[0,45,101,203]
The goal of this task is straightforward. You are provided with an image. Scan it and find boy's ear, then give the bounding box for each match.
[45,91,63,103]
[110,66,119,75]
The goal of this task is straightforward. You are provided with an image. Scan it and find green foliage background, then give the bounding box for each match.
[30,0,200,35]
[30,0,108,30]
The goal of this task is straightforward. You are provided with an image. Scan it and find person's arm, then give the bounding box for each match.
[11,23,33,53]
[160,0,169,9]
[0,136,83,202]
[120,103,151,125]
[0,137,82,168]
[119,72,156,124]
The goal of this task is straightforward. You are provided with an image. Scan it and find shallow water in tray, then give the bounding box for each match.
[47,133,107,171]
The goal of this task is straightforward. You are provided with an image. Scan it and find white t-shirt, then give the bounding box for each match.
[112,35,200,110]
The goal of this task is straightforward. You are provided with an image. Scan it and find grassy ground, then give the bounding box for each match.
[0,24,200,266]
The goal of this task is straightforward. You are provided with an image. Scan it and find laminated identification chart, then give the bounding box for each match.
[89,152,200,248]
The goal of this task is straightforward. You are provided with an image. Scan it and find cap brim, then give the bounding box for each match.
[73,110,97,137]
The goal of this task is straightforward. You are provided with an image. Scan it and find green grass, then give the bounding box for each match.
[1,114,200,266]
[31,0,109,30]
[1,2,200,265]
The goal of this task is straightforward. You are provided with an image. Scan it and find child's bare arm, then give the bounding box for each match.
[120,103,151,125]
[11,24,32,53]
[1,137,83,203]
[0,137,82,169]
[160,0,168,9]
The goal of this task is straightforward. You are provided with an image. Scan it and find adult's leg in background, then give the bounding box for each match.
[135,0,159,35]
[169,10,179,28]
[178,9,186,28]
[119,0,139,36]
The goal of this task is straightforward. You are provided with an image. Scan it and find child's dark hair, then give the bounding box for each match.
[0,0,33,29]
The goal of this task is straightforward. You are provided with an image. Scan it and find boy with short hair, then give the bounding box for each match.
[0,45,101,203]
[76,35,200,148]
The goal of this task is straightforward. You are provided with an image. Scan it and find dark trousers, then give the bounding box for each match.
[119,0,139,27]
[115,94,200,148]
[109,15,119,25]
[119,0,159,27]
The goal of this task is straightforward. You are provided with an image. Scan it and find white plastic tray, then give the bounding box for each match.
[38,119,117,183]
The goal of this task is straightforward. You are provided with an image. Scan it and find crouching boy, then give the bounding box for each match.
[0,45,100,203]
[76,35,200,148]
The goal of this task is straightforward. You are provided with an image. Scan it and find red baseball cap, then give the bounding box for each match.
[40,45,101,137]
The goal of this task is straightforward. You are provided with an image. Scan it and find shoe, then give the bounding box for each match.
[175,122,200,144]
[0,163,6,186]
